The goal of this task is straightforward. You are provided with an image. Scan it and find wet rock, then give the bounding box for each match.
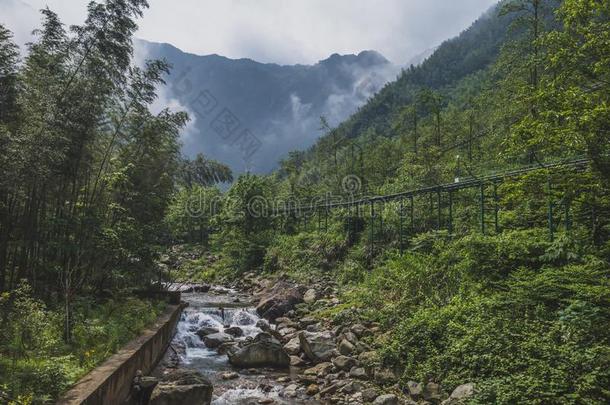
[221,371,238,380]
[283,384,298,398]
[441,383,475,405]
[227,332,290,368]
[224,326,244,337]
[149,369,213,405]
[373,394,399,405]
[299,331,336,362]
[283,336,301,355]
[196,326,219,339]
[203,332,233,349]
[332,355,357,371]
[338,339,356,356]
[216,341,238,355]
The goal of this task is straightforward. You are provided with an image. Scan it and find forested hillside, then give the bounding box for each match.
[163,0,610,403]
[1,0,609,403]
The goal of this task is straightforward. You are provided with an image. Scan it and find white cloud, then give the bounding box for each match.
[4,0,498,64]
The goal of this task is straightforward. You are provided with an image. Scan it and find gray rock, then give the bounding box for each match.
[289,355,305,366]
[349,366,367,379]
[406,381,423,399]
[299,331,336,362]
[362,388,378,402]
[441,383,475,405]
[224,326,244,337]
[303,288,318,303]
[149,369,213,405]
[373,394,399,405]
[424,382,443,402]
[283,336,301,355]
[195,326,219,339]
[332,355,357,371]
[338,339,356,355]
[227,332,290,368]
[351,323,368,337]
[203,332,233,349]
[256,281,303,321]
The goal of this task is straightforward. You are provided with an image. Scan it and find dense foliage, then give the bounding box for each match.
[163,1,610,403]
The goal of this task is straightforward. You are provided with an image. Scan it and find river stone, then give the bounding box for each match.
[196,327,219,339]
[332,355,357,371]
[373,394,399,405]
[290,355,305,366]
[256,281,304,321]
[203,332,233,349]
[306,384,320,395]
[299,331,336,362]
[227,332,290,368]
[362,388,378,402]
[284,336,301,355]
[338,338,356,355]
[149,369,213,405]
[224,326,244,337]
[349,366,367,379]
[304,362,333,376]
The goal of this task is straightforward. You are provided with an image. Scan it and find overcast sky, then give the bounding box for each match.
[5,0,498,65]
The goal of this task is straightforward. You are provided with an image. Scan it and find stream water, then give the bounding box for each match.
[163,286,316,405]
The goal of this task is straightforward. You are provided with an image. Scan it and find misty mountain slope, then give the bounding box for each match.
[318,2,515,145]
[138,40,398,174]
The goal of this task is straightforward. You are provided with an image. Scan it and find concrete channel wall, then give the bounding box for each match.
[57,299,184,405]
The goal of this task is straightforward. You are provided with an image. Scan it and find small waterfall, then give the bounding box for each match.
[174,305,263,368]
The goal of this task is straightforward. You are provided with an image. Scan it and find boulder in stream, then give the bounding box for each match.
[227,332,290,368]
[203,332,233,349]
[149,369,213,405]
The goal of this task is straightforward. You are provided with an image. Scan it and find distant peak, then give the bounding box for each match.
[319,50,389,67]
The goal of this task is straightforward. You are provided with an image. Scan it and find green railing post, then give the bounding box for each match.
[437,188,442,231]
[370,201,375,257]
[547,177,554,242]
[493,182,499,234]
[448,190,453,235]
[399,199,404,254]
[565,198,571,232]
[480,183,485,235]
[410,196,414,231]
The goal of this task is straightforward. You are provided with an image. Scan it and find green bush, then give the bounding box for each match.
[346,229,610,404]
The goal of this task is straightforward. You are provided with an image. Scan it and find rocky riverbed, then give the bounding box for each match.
[144,272,474,405]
